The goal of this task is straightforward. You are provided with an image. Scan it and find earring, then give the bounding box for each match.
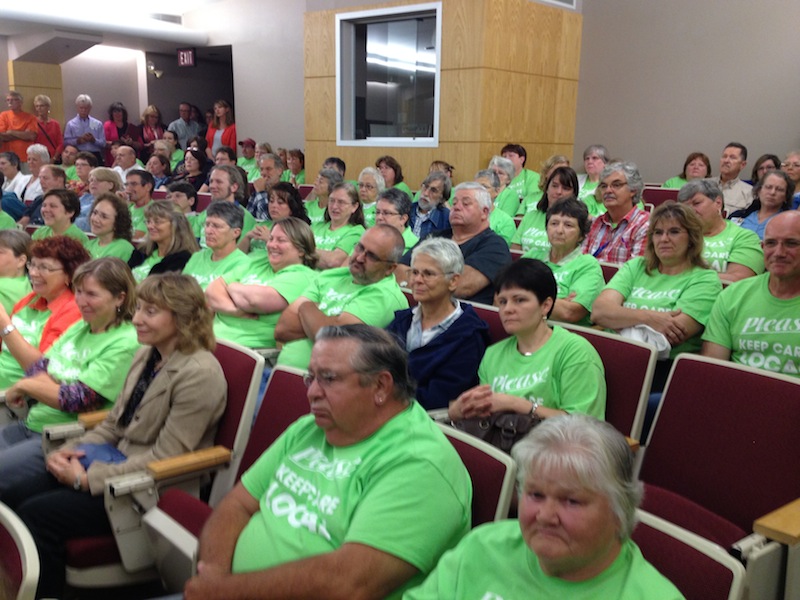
[375,395,384,406]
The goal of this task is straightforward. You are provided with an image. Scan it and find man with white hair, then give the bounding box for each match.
[63,94,106,164]
[400,182,511,305]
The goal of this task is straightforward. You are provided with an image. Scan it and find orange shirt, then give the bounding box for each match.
[0,109,37,161]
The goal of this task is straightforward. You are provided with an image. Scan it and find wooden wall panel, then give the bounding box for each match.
[304,0,582,192]
[304,76,336,141]
[8,61,64,123]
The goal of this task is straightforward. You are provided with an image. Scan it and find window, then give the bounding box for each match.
[336,2,442,148]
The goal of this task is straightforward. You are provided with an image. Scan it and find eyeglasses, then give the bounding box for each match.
[145,217,169,226]
[358,182,376,190]
[410,268,452,281]
[328,198,354,207]
[375,209,400,217]
[353,242,394,264]
[598,181,628,191]
[303,370,352,389]
[421,182,443,195]
[781,162,800,169]
[27,262,63,274]
[652,227,687,238]
[204,220,231,231]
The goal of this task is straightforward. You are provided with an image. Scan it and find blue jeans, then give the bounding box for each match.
[0,420,50,508]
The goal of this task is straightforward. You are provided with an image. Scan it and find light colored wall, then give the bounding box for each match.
[574,0,800,184]
[61,46,143,124]
[183,0,306,151]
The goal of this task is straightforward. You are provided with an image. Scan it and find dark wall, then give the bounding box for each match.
[145,46,234,125]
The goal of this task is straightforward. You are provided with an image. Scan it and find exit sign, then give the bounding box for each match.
[177,48,196,67]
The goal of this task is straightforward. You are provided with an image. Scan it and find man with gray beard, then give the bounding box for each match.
[409,171,451,240]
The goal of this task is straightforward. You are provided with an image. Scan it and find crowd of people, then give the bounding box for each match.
[2,88,799,598]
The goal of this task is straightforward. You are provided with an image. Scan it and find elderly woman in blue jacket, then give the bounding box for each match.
[387,238,489,410]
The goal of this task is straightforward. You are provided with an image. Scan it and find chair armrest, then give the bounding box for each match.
[78,409,110,429]
[44,421,86,442]
[147,446,232,482]
[754,498,800,546]
[626,437,640,452]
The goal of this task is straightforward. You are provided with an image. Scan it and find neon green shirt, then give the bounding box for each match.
[182,247,250,291]
[85,237,135,262]
[32,224,89,245]
[703,221,764,276]
[511,209,549,254]
[0,276,31,314]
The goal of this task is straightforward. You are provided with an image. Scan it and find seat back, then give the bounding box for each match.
[556,323,656,441]
[238,366,310,479]
[436,424,517,526]
[195,192,212,212]
[640,355,800,534]
[633,509,746,600]
[463,301,508,345]
[207,340,265,507]
[298,184,314,199]
[598,260,620,283]
[151,189,168,200]
[642,187,679,208]
[0,501,39,600]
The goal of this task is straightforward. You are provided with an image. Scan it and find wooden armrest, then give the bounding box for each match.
[626,436,640,453]
[78,410,110,429]
[754,498,800,546]
[147,446,232,481]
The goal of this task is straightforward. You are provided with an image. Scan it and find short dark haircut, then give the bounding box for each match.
[107,101,129,123]
[207,200,244,230]
[501,143,527,167]
[270,182,310,224]
[127,169,154,193]
[375,155,404,184]
[323,156,346,176]
[545,196,591,241]
[0,151,20,169]
[167,181,197,200]
[42,165,67,187]
[44,188,81,222]
[494,259,557,318]
[725,142,748,161]
[75,152,99,167]
[377,187,412,219]
[215,146,237,162]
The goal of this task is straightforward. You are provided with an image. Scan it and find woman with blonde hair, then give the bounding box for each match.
[128,200,199,281]
[75,166,123,231]
[140,104,165,161]
[33,94,62,159]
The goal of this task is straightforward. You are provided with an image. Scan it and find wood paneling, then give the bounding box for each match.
[8,61,64,123]
[304,0,582,191]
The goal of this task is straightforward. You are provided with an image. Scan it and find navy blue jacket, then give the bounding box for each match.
[387,303,490,410]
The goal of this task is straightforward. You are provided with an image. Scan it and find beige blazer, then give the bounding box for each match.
[64,346,227,495]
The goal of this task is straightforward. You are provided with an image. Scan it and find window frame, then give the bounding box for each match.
[335,2,443,148]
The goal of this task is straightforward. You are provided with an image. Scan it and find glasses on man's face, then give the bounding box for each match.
[598,181,628,191]
[353,242,393,264]
[303,370,351,389]
[27,262,63,274]
[204,220,231,231]
[421,183,443,196]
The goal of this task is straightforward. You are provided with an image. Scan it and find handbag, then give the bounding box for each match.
[453,411,542,453]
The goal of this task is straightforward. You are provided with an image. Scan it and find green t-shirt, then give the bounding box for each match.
[25,321,139,433]
[517,189,544,215]
[489,209,515,246]
[236,402,472,599]
[703,221,764,276]
[523,248,604,327]
[401,227,419,252]
[277,267,408,369]
[182,247,250,291]
[0,276,31,314]
[311,222,364,256]
[32,224,89,245]
[662,176,688,189]
[478,325,606,418]
[511,209,549,254]
[305,199,327,226]
[703,273,800,376]
[237,156,259,182]
[280,169,305,184]
[169,149,184,172]
[129,202,151,237]
[494,186,521,217]
[0,300,52,389]
[578,181,605,217]
[508,168,540,202]
[85,237,135,262]
[362,203,376,228]
[213,260,316,348]
[195,207,256,248]
[605,257,721,358]
[403,520,684,600]
[131,253,163,283]
[64,165,78,182]
[393,181,413,197]
[0,210,15,230]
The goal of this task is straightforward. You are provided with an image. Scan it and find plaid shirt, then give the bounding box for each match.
[582,206,649,263]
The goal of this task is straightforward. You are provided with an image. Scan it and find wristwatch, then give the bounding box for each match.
[73,475,83,491]
[0,323,15,338]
